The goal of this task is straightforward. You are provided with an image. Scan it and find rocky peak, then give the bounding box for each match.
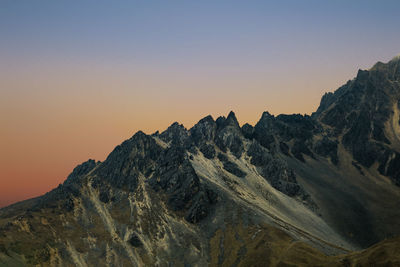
[214,112,244,157]
[370,56,400,81]
[253,111,276,149]
[255,111,276,133]
[313,57,400,184]
[215,111,240,130]
[159,122,189,145]
[225,111,240,128]
[64,159,99,185]
[197,115,214,124]
[261,111,274,119]
[356,69,369,80]
[94,131,162,191]
[190,115,217,143]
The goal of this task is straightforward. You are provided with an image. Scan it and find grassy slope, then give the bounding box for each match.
[209,223,400,267]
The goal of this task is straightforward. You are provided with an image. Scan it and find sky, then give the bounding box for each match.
[1,0,400,207]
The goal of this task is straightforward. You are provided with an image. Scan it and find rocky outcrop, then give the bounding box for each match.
[65,159,99,184]
[315,56,400,185]
[34,159,100,211]
[247,141,302,197]
[190,115,217,159]
[159,122,190,146]
[217,153,246,178]
[314,136,339,165]
[214,112,245,158]
[149,144,218,222]
[95,131,162,191]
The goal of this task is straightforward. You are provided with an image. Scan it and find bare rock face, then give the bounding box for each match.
[191,115,217,159]
[190,115,217,143]
[65,159,99,184]
[95,131,162,190]
[314,136,339,165]
[215,111,245,158]
[253,111,276,150]
[34,160,101,211]
[2,56,400,266]
[247,142,298,193]
[159,122,190,146]
[315,56,400,185]
[149,144,217,223]
[217,153,246,178]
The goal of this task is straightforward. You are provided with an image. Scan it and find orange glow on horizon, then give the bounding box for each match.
[0,57,389,208]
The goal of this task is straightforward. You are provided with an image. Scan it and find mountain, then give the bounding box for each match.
[1,56,400,266]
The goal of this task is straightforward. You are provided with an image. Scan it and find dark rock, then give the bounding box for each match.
[315,62,398,176]
[35,182,81,211]
[149,145,218,221]
[185,188,218,223]
[99,191,109,203]
[0,244,8,255]
[190,115,216,144]
[95,131,162,191]
[275,114,318,140]
[128,234,142,247]
[65,159,99,185]
[63,197,74,212]
[215,134,244,158]
[247,141,303,197]
[253,112,276,149]
[386,152,400,186]
[253,113,319,152]
[217,153,246,178]
[247,141,272,166]
[199,143,216,159]
[225,111,240,128]
[291,140,314,162]
[379,151,400,186]
[352,161,365,176]
[241,123,254,139]
[217,153,229,162]
[215,112,244,158]
[159,122,190,146]
[312,92,337,118]
[223,161,246,178]
[36,158,97,210]
[314,137,339,165]
[150,146,199,210]
[215,116,226,128]
[279,142,289,156]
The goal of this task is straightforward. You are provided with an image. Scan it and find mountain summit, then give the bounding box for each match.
[1,57,400,266]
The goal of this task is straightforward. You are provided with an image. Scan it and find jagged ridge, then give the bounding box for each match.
[1,56,400,266]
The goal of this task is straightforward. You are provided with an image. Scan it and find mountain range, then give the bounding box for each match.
[1,56,400,266]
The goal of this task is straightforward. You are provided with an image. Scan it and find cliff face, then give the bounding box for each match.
[314,57,400,184]
[1,56,400,266]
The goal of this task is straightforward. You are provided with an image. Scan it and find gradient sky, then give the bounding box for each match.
[1,0,400,207]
